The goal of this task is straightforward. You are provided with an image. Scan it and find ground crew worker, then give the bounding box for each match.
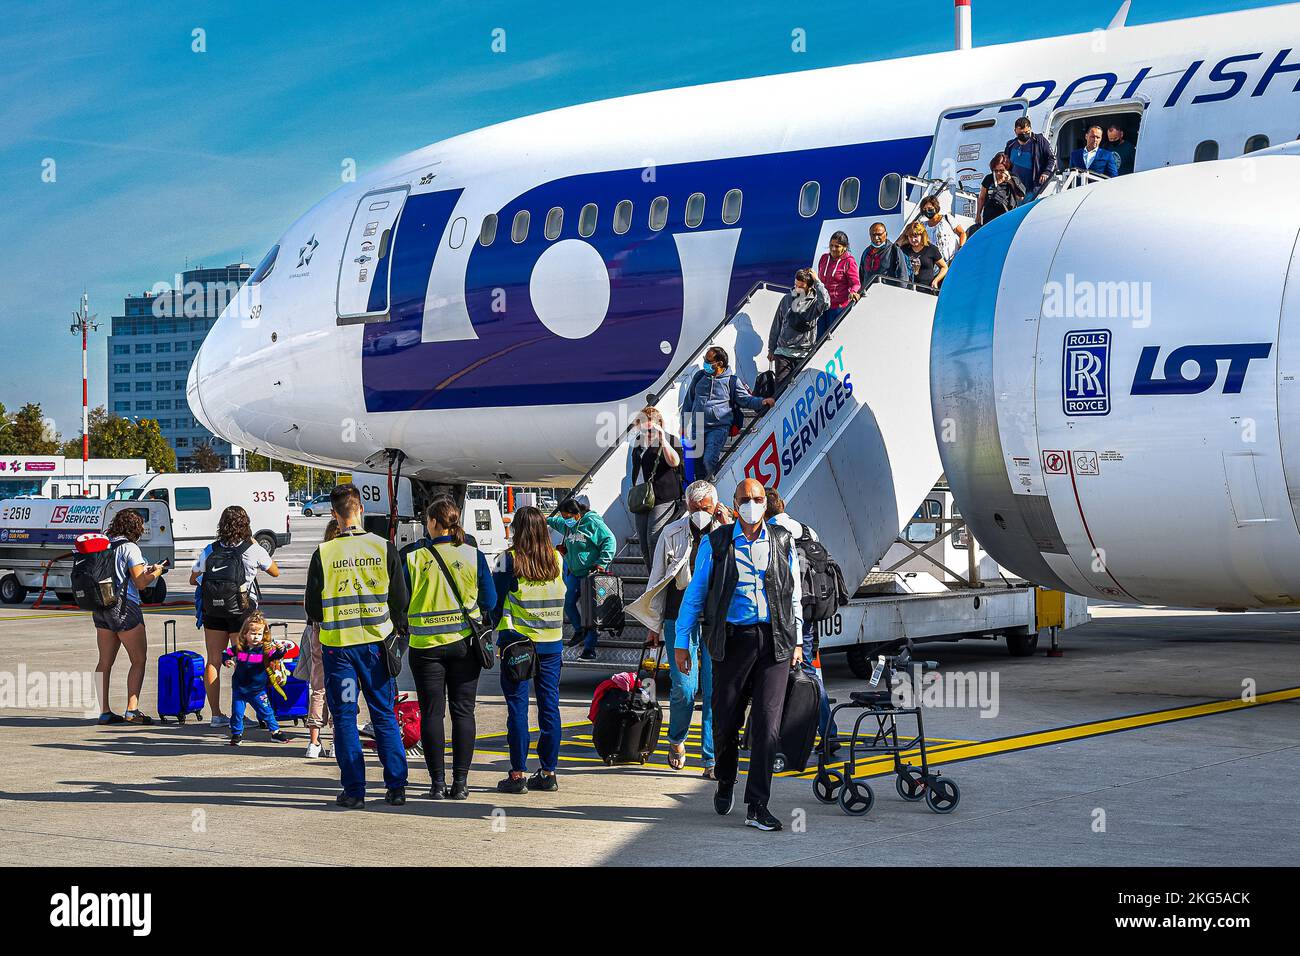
[304,483,409,810]
[495,506,567,794]
[402,498,496,801]
[675,478,803,832]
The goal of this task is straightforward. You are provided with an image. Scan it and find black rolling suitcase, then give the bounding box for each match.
[743,666,822,773]
[580,572,625,634]
[592,643,663,765]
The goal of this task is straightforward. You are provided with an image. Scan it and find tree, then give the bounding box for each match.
[59,407,176,473]
[0,401,61,455]
[191,442,224,472]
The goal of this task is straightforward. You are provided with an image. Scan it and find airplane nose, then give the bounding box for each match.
[186,346,215,437]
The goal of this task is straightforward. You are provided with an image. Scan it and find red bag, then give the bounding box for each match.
[394,693,422,749]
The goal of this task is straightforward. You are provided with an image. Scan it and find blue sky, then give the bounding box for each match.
[0,0,1284,431]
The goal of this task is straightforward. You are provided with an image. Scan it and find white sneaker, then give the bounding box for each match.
[305,741,323,758]
[210,715,230,728]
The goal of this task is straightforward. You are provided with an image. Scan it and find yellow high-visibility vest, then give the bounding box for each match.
[406,540,480,649]
[498,550,566,644]
[318,530,392,647]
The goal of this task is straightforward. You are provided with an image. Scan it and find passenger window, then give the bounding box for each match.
[511,210,530,243]
[613,200,633,235]
[684,192,706,228]
[1244,134,1270,154]
[449,217,467,249]
[649,196,669,231]
[722,189,742,225]
[578,203,598,238]
[479,213,498,246]
[838,177,861,214]
[174,487,212,511]
[798,181,820,218]
[544,206,564,240]
[1193,140,1219,163]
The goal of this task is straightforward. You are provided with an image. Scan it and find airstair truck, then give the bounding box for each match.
[0,499,174,605]
[561,272,1087,679]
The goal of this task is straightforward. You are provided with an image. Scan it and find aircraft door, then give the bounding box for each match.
[337,186,409,321]
[927,99,1028,204]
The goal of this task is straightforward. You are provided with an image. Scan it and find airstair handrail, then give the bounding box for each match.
[711,274,938,475]
[561,280,791,511]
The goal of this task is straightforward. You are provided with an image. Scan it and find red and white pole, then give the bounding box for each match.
[70,294,97,484]
[955,0,972,50]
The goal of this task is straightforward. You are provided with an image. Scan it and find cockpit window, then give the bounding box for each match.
[249,245,279,285]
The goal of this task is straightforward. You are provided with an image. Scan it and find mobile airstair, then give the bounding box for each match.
[559,187,1087,678]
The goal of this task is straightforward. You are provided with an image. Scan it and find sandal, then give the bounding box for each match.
[701,766,716,780]
[124,711,154,725]
[668,742,686,770]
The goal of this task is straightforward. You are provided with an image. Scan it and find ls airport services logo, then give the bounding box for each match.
[1063,329,1110,417]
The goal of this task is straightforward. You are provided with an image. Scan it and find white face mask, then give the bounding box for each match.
[737,500,765,525]
[689,509,713,530]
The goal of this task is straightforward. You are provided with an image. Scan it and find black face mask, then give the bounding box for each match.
[1016,131,1030,141]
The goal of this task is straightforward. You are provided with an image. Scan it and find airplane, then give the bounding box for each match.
[189,1,1300,609]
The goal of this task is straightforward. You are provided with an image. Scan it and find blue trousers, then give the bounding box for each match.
[665,618,713,766]
[563,570,597,652]
[802,631,838,740]
[229,686,277,736]
[322,641,408,798]
[700,425,729,480]
[501,649,563,772]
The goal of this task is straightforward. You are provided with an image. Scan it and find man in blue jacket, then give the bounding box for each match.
[1069,125,1120,178]
[681,346,774,481]
[1005,116,1056,199]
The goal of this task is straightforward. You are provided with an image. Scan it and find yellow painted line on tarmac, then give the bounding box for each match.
[790,685,1300,780]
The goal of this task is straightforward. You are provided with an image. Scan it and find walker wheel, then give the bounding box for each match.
[838,778,875,816]
[925,777,960,814]
[896,766,927,802]
[813,767,844,804]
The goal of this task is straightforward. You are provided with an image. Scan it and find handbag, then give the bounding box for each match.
[428,545,496,670]
[626,441,663,515]
[498,628,538,682]
[382,628,409,679]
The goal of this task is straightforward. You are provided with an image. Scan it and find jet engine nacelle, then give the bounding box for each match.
[931,155,1300,609]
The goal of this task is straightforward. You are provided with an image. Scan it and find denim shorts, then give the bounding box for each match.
[92,600,144,633]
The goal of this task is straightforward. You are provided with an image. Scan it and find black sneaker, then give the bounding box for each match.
[579,647,597,661]
[269,731,289,743]
[448,778,469,800]
[229,734,243,747]
[745,803,783,832]
[526,770,559,792]
[384,787,406,806]
[427,782,447,800]
[714,780,735,816]
[566,633,585,647]
[97,711,124,725]
[496,774,528,794]
[124,710,154,725]
[335,792,365,810]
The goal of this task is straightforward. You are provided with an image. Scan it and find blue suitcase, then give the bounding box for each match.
[157,619,205,724]
[268,623,310,725]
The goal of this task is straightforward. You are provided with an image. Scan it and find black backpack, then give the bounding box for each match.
[201,541,253,618]
[71,542,124,612]
[795,527,849,625]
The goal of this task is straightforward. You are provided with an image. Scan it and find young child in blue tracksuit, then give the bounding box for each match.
[221,611,290,746]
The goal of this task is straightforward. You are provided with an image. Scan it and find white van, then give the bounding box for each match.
[111,471,290,556]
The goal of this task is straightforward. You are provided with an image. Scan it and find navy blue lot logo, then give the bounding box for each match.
[1063,329,1111,416]
[1131,343,1272,395]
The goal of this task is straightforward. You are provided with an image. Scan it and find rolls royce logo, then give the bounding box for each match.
[1062,329,1110,416]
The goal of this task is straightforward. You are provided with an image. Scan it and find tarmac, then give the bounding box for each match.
[1,515,1297,866]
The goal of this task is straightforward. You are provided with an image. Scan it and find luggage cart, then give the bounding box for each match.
[811,642,960,816]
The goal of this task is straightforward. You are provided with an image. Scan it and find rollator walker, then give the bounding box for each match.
[812,640,961,816]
